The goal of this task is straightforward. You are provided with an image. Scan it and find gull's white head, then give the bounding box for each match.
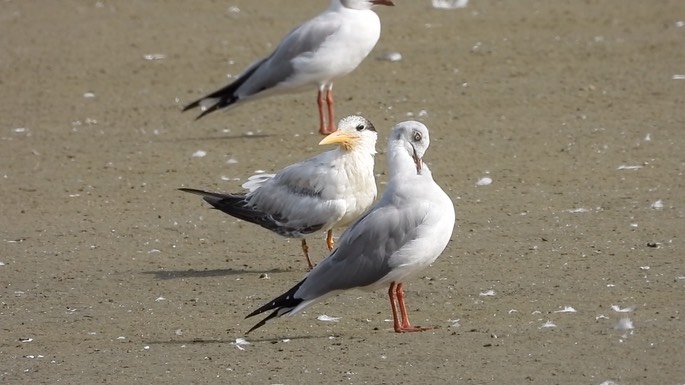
[338,0,395,11]
[319,115,378,153]
[389,121,430,174]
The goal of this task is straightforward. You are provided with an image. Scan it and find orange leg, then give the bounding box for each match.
[394,282,433,333]
[325,229,334,251]
[300,239,314,270]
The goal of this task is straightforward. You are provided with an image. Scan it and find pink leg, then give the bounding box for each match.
[316,89,327,135]
[388,282,403,332]
[394,282,433,333]
[321,87,336,134]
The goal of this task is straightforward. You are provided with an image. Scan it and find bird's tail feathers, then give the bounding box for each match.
[245,279,306,334]
[182,57,267,120]
[183,93,235,120]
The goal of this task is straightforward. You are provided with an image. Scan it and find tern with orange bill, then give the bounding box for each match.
[180,115,378,269]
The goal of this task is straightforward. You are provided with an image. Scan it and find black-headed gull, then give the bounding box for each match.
[183,0,394,135]
[245,120,456,333]
[180,115,378,269]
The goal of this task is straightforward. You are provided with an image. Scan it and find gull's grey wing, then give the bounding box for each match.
[236,15,345,95]
[271,13,345,64]
[243,200,421,331]
[297,198,425,299]
[183,11,344,118]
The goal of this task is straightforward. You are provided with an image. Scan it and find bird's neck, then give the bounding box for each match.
[337,144,376,171]
[387,145,418,178]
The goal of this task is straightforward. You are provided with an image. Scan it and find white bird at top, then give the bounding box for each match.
[183,0,394,135]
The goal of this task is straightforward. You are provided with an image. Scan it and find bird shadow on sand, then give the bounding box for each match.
[141,267,292,280]
[174,132,275,142]
[145,334,324,346]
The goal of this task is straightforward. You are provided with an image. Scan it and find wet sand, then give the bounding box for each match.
[2,0,684,383]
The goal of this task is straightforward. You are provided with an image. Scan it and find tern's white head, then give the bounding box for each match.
[319,115,378,154]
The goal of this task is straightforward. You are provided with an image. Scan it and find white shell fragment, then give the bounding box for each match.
[317,314,341,322]
[611,305,635,313]
[617,164,643,170]
[432,0,469,9]
[553,306,577,313]
[650,200,663,209]
[192,150,207,158]
[377,51,402,62]
[231,338,251,351]
[566,208,590,213]
[476,177,492,186]
[143,53,166,61]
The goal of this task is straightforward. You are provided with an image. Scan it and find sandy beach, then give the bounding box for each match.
[1,0,684,383]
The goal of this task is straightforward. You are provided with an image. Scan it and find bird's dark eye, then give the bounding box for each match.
[356,124,365,131]
[413,131,422,142]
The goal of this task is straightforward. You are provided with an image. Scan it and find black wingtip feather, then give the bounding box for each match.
[181,86,235,120]
[179,187,241,204]
[182,57,267,120]
[181,100,200,112]
[194,103,222,120]
[178,187,208,195]
[245,279,307,334]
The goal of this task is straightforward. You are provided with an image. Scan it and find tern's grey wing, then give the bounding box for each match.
[297,200,423,299]
[179,188,326,237]
[266,153,336,195]
[246,152,343,228]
